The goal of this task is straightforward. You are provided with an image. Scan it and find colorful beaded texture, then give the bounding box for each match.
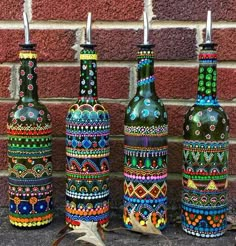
[124,47,168,230]
[7,48,53,227]
[65,47,110,228]
[181,45,229,237]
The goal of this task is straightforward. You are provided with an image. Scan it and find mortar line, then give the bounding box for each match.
[196,24,203,54]
[0,98,236,106]
[129,65,137,99]
[0,20,235,30]
[2,61,236,68]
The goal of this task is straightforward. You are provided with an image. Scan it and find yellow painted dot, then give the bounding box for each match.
[140,220,145,226]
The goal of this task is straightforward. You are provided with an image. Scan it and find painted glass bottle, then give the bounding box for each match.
[7,13,53,227]
[123,12,168,231]
[65,13,110,228]
[181,11,229,238]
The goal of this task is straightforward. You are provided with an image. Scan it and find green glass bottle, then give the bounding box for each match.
[181,11,229,238]
[123,12,168,231]
[7,13,53,227]
[65,13,110,228]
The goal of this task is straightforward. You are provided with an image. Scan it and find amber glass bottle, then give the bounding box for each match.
[181,11,229,238]
[7,14,53,228]
[123,12,168,231]
[65,13,110,228]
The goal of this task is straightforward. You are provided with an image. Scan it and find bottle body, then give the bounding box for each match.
[181,47,229,237]
[7,49,53,227]
[65,47,110,228]
[123,47,168,230]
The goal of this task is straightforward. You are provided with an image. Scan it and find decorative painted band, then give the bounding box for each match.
[124,125,168,136]
[19,51,37,59]
[8,176,52,186]
[66,190,109,199]
[80,54,97,60]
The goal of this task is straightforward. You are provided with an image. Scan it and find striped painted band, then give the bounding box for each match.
[124,195,167,204]
[8,176,52,186]
[65,212,109,222]
[66,190,109,199]
[182,203,228,214]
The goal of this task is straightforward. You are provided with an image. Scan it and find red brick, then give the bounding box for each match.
[228,180,236,210]
[154,67,234,100]
[110,140,124,172]
[153,0,236,21]
[229,144,236,175]
[0,0,24,20]
[0,176,8,207]
[38,67,80,99]
[168,142,183,174]
[213,29,236,61]
[0,140,8,170]
[0,102,14,135]
[225,107,236,138]
[52,139,66,171]
[104,103,126,135]
[167,105,188,137]
[0,67,11,98]
[0,30,75,63]
[93,29,197,61]
[32,0,143,21]
[37,67,129,99]
[218,68,236,100]
[98,67,130,99]
[155,67,197,99]
[46,103,69,137]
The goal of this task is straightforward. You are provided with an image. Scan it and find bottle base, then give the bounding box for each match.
[182,225,225,238]
[123,221,167,232]
[10,217,53,229]
[65,214,109,229]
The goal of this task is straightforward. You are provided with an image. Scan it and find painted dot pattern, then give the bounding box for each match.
[7,48,53,228]
[181,44,229,238]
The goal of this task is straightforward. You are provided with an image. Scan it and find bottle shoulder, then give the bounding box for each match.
[184,104,229,141]
[8,101,51,125]
[66,100,110,122]
[125,95,167,126]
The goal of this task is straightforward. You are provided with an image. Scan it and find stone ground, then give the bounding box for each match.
[0,208,235,246]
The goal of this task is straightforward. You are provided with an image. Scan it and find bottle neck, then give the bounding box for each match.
[136,47,156,97]
[196,44,218,105]
[79,46,98,101]
[19,49,38,103]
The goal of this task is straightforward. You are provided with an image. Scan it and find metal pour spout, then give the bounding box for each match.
[143,11,149,45]
[85,12,92,45]
[205,10,212,44]
[23,12,30,45]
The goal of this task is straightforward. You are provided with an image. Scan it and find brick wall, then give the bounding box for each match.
[0,0,235,212]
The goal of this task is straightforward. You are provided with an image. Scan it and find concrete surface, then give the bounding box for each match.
[0,208,235,246]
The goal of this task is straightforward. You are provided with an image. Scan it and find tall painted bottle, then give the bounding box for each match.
[181,11,229,238]
[123,12,168,230]
[7,13,53,227]
[65,13,110,228]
